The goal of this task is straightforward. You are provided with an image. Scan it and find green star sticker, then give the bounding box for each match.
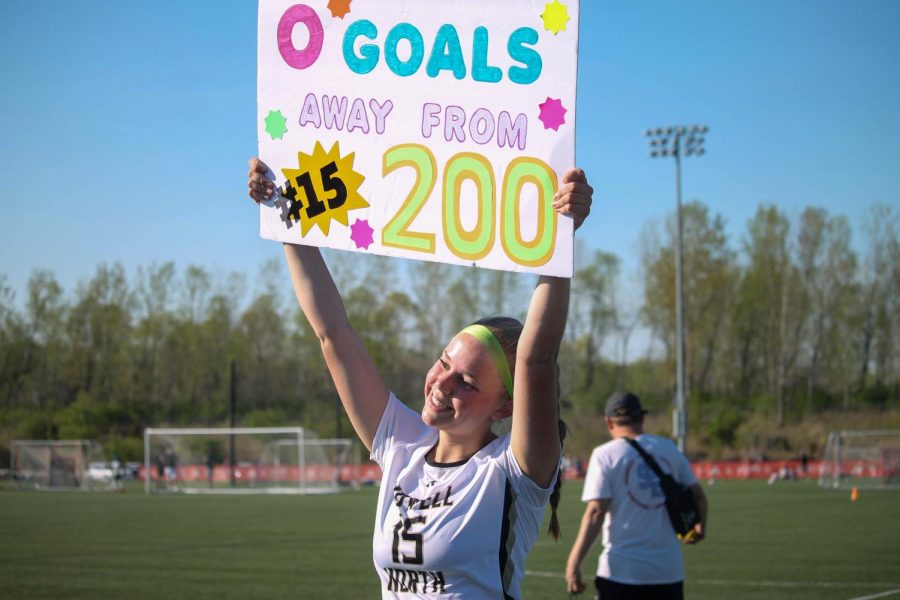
[264,110,288,140]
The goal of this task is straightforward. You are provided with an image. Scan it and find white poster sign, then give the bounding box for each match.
[258,0,579,276]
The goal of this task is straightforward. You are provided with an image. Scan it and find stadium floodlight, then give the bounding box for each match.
[819,430,900,491]
[645,124,709,454]
[11,439,116,492]
[143,427,356,495]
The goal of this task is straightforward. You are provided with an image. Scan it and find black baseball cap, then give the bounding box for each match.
[604,391,648,417]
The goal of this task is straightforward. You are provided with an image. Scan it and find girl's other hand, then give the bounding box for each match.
[248,157,276,203]
[554,168,593,231]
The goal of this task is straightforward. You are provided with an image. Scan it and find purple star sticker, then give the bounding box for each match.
[350,219,374,250]
[538,97,567,131]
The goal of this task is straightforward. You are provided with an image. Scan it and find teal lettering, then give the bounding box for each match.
[343,20,379,75]
[385,23,424,77]
[472,27,502,83]
[507,27,542,85]
[426,24,466,80]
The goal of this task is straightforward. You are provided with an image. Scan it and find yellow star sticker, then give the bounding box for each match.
[541,0,570,35]
[281,141,368,237]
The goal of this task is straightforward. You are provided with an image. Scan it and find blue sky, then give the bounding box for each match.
[1,0,898,312]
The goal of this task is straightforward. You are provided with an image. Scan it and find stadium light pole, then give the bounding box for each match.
[229,360,237,488]
[645,125,708,454]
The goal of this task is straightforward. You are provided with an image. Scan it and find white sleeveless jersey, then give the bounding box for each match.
[370,394,554,599]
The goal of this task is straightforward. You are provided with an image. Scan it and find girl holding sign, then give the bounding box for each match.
[248,158,592,598]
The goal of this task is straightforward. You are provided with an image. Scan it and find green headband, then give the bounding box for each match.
[461,324,514,399]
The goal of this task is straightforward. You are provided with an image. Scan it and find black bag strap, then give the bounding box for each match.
[623,437,669,482]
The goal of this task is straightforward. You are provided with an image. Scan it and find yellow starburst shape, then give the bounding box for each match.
[281,141,368,237]
[541,0,570,34]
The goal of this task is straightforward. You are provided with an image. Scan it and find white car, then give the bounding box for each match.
[87,462,114,482]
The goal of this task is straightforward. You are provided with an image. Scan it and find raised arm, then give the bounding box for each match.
[510,168,593,487]
[249,158,389,451]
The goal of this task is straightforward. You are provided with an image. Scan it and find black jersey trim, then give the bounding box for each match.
[424,446,471,468]
[498,479,516,600]
[424,456,470,468]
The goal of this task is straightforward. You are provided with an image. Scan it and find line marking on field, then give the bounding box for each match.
[526,570,563,579]
[524,571,900,592]
[848,589,900,600]
[694,580,900,589]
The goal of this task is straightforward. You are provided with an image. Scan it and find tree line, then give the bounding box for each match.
[1,202,897,462]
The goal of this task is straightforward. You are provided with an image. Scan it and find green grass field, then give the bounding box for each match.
[1,480,898,599]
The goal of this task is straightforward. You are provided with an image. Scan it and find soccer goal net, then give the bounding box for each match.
[143,427,356,495]
[11,440,115,492]
[819,430,900,490]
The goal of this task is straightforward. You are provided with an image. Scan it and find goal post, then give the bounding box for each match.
[11,439,114,492]
[819,429,900,490]
[143,427,356,495]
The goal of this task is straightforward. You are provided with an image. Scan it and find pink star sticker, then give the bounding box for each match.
[538,97,567,131]
[350,219,374,250]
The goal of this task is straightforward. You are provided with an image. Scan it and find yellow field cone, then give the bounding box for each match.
[850,486,859,501]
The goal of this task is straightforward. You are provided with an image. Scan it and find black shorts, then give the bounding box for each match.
[594,577,684,600]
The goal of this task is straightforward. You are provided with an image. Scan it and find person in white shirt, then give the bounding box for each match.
[247,158,593,598]
[565,391,708,599]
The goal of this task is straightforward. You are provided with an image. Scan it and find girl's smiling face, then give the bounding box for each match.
[421,333,511,437]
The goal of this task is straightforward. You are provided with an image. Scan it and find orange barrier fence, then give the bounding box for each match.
[138,463,384,483]
[137,459,893,484]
